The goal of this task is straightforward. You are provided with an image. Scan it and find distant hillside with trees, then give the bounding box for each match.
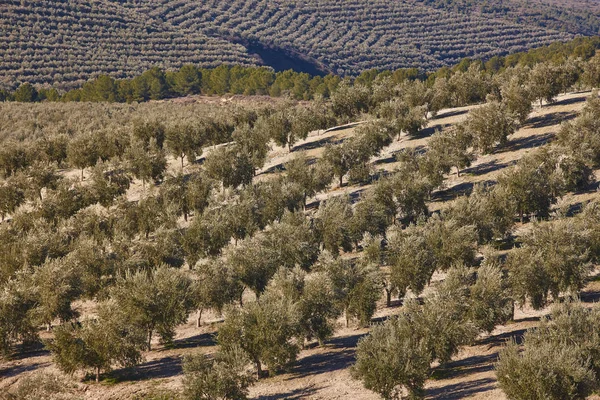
[2,36,599,105]
[3,0,596,90]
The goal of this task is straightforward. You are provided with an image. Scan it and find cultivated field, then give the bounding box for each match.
[1,90,598,400]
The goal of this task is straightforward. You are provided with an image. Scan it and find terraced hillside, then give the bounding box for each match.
[0,0,258,90]
[0,0,580,89]
[421,0,600,36]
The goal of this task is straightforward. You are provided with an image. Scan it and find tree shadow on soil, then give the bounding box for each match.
[426,377,496,400]
[285,333,366,380]
[293,136,343,152]
[524,112,576,129]
[552,95,589,107]
[433,109,469,119]
[0,361,51,379]
[581,288,600,303]
[169,332,216,350]
[255,384,321,400]
[479,328,527,348]
[431,182,475,202]
[461,160,516,176]
[497,132,555,153]
[8,342,49,361]
[112,355,183,382]
[432,353,497,381]
[411,123,450,140]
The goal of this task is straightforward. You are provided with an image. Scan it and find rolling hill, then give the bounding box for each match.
[2,0,598,89]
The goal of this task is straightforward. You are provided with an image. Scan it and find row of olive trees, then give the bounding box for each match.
[497,301,600,400]
[353,262,512,399]
[1,50,599,398]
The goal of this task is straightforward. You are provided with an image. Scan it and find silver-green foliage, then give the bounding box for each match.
[497,302,600,400]
[183,346,255,400]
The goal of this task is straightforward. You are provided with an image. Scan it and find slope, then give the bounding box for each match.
[0,0,580,89]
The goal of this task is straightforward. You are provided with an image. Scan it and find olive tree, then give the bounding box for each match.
[444,184,515,244]
[67,133,100,180]
[182,346,255,400]
[109,266,194,350]
[352,314,431,400]
[501,76,533,124]
[315,196,355,256]
[0,274,38,355]
[507,220,592,310]
[461,100,518,154]
[47,302,146,382]
[529,62,563,107]
[31,258,81,330]
[318,253,382,327]
[218,291,301,378]
[496,302,600,400]
[583,53,600,88]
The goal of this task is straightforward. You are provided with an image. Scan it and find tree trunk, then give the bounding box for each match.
[196,309,203,328]
[81,168,84,181]
[147,329,153,351]
[339,175,343,188]
[96,367,100,383]
[181,156,185,170]
[385,289,392,308]
[510,300,516,322]
[345,308,349,328]
[255,360,262,379]
[456,166,461,177]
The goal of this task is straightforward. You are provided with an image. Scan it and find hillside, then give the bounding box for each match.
[1,89,599,400]
[421,0,600,36]
[0,0,586,89]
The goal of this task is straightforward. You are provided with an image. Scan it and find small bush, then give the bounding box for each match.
[183,346,254,400]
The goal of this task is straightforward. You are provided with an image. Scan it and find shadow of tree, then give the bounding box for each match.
[292,136,343,152]
[8,342,48,361]
[462,160,516,176]
[255,384,321,400]
[551,95,589,107]
[426,377,496,399]
[497,132,555,153]
[433,109,469,120]
[432,353,497,381]
[581,289,600,303]
[286,333,366,381]
[0,361,51,379]
[112,355,183,382]
[410,124,450,140]
[170,332,217,350]
[524,112,576,129]
[479,328,527,347]
[431,182,475,202]
[261,163,286,175]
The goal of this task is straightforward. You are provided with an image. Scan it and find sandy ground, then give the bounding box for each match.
[1,91,599,399]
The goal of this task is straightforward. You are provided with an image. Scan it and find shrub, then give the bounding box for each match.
[183,346,254,400]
